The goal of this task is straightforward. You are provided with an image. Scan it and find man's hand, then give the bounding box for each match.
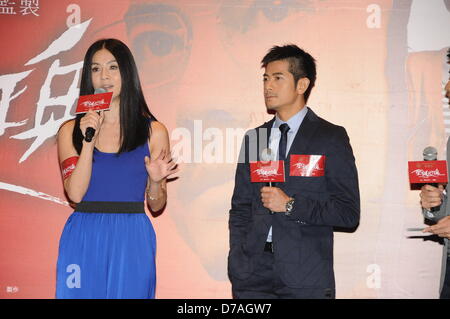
[420,184,444,210]
[423,216,450,239]
[260,186,291,213]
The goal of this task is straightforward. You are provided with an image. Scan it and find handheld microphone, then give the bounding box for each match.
[423,146,440,212]
[84,88,107,142]
[423,146,438,186]
[260,148,276,215]
[423,146,438,161]
[260,148,275,187]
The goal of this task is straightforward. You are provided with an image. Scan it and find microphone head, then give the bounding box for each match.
[423,146,438,161]
[260,148,275,162]
[94,87,107,94]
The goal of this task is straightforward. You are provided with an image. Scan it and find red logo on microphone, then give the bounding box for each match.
[250,161,285,183]
[75,92,113,114]
[408,160,448,186]
[290,155,325,177]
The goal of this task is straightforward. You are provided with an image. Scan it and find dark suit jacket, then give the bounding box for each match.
[228,107,360,291]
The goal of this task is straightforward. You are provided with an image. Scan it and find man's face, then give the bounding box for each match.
[263,60,301,112]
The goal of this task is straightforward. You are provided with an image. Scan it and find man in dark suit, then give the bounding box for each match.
[228,45,360,299]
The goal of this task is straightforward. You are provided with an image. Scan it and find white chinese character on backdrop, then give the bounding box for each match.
[20,0,38,16]
[0,70,32,136]
[0,19,92,206]
[0,19,92,162]
[0,0,17,15]
[11,59,84,162]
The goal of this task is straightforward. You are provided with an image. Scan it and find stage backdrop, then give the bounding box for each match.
[1,0,449,298]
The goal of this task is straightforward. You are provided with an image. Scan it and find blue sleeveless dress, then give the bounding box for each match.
[56,143,156,299]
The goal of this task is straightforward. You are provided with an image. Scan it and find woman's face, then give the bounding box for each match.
[90,48,122,101]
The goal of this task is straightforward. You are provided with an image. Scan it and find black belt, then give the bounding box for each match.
[264,242,274,253]
[75,201,145,214]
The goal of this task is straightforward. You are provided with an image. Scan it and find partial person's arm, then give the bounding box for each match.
[420,184,447,222]
[229,132,253,249]
[57,111,104,203]
[421,184,450,238]
[145,121,179,212]
[263,126,360,228]
[294,127,359,228]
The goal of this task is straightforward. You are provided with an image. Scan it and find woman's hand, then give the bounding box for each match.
[80,110,104,143]
[145,149,179,184]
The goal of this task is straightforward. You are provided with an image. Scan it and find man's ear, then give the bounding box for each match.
[296,78,310,94]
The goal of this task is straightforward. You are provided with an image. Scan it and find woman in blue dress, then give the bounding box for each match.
[56,38,178,299]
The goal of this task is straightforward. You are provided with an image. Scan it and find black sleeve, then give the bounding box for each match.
[229,132,254,249]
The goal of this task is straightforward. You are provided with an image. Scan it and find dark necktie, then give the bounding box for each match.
[278,123,290,161]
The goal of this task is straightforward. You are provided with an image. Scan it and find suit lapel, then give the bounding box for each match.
[254,117,276,232]
[256,117,275,161]
[287,108,320,157]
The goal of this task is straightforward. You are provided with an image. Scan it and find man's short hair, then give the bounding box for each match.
[261,44,316,103]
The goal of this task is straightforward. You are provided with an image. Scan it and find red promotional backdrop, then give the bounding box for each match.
[1,0,449,298]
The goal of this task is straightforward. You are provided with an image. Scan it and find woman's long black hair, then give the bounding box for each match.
[73,38,156,154]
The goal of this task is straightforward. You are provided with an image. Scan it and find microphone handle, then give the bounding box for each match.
[427,183,440,213]
[268,181,275,215]
[85,127,95,142]
[423,149,440,213]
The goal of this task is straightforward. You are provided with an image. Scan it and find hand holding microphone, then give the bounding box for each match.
[260,186,292,213]
[257,148,290,213]
[418,146,446,212]
[80,109,105,143]
[260,148,275,187]
[83,88,107,142]
[420,184,445,211]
